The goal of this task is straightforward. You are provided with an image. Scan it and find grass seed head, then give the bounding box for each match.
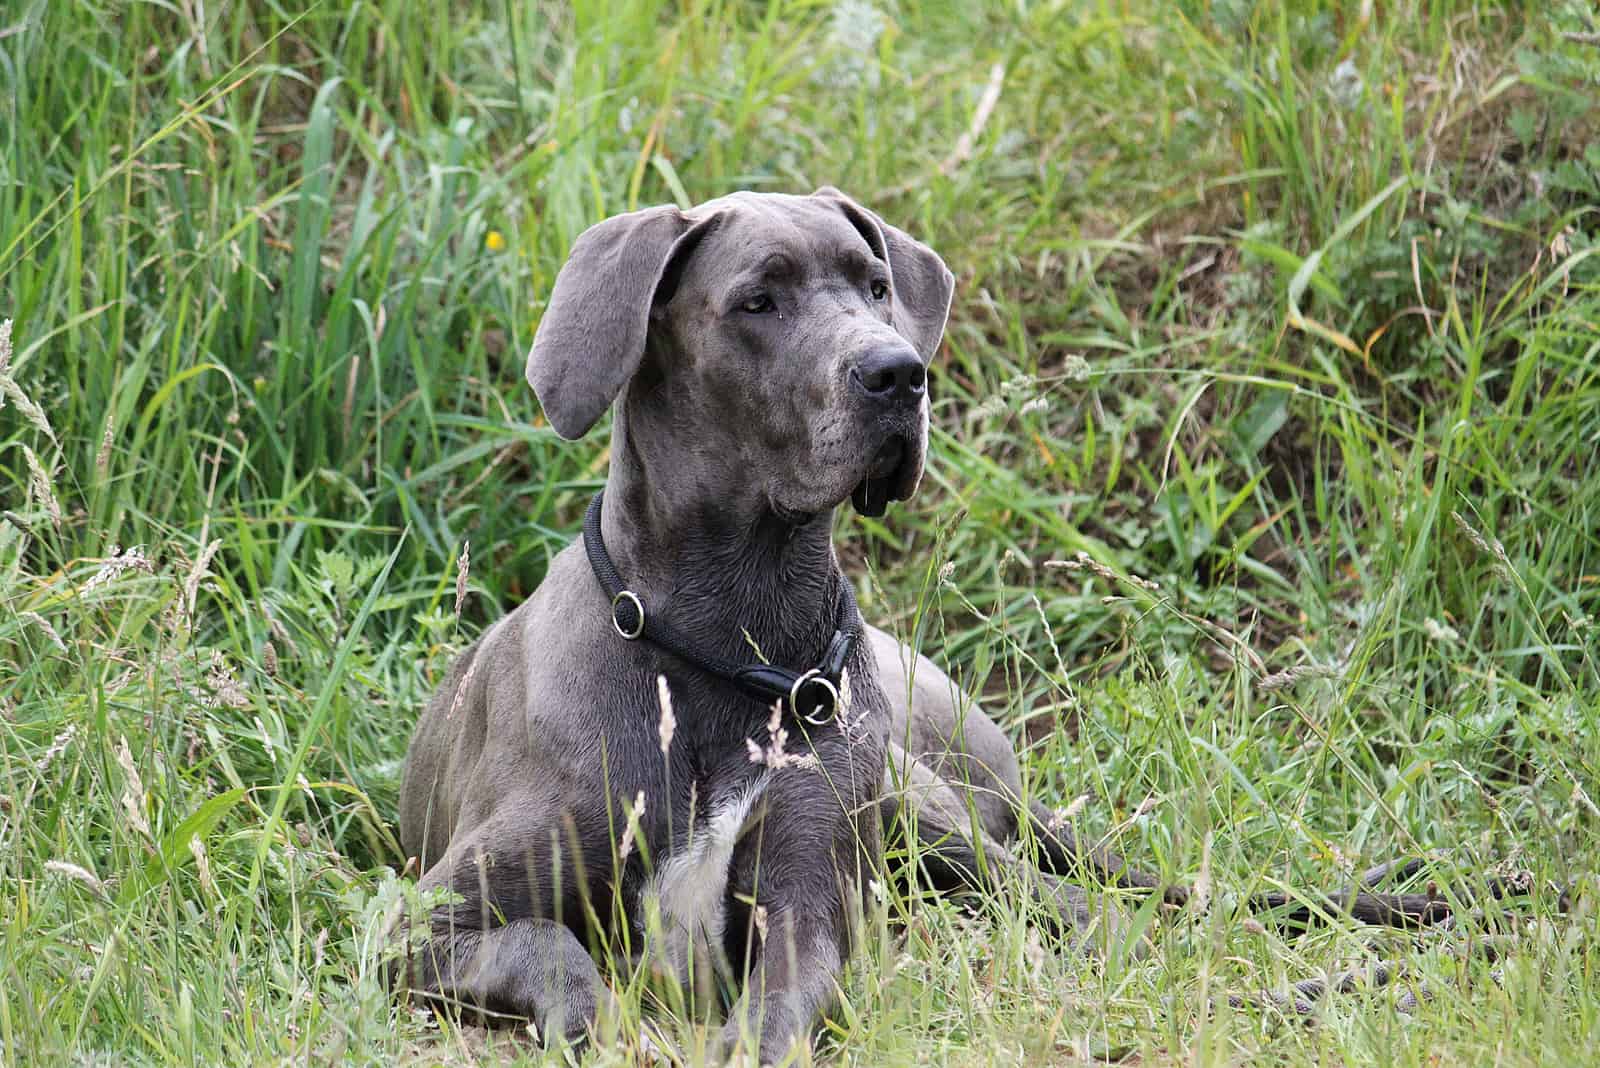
[618,789,646,862]
[21,446,62,532]
[1451,510,1513,577]
[453,540,470,619]
[182,538,222,620]
[446,652,482,719]
[114,736,152,839]
[204,653,249,709]
[36,725,76,774]
[0,320,61,448]
[44,860,106,898]
[95,409,116,473]
[1257,661,1343,692]
[189,836,216,898]
[748,703,819,770]
[656,674,676,755]
[20,611,66,653]
[4,374,60,450]
[83,545,154,592]
[1043,550,1159,591]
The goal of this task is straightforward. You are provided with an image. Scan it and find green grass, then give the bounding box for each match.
[3,0,1599,1063]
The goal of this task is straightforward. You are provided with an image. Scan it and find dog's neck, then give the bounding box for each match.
[599,426,843,672]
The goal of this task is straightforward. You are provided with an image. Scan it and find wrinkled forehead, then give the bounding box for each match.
[683,194,883,291]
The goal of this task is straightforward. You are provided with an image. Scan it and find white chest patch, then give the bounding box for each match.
[642,773,769,981]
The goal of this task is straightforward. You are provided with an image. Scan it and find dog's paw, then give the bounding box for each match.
[630,1020,680,1065]
[717,1001,806,1068]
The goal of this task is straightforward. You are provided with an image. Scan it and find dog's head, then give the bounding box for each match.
[527,189,954,520]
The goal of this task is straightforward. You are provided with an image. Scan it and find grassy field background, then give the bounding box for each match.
[3,0,1599,1063]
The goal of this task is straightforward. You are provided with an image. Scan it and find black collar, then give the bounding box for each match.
[582,491,861,725]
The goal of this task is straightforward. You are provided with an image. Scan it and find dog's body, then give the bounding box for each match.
[398,190,1149,1062]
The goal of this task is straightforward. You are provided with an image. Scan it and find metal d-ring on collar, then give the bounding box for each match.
[582,490,859,725]
[789,670,841,728]
[610,590,645,640]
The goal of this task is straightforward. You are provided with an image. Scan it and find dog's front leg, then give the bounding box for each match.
[398,819,618,1048]
[719,748,883,1065]
[408,915,611,1045]
[721,905,844,1066]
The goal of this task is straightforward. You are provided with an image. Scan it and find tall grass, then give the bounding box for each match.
[2,0,1598,1063]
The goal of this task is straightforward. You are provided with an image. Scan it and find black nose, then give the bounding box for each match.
[850,346,926,407]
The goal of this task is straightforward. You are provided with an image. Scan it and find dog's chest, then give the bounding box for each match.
[640,773,768,977]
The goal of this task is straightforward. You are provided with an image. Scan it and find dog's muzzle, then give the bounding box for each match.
[851,431,920,518]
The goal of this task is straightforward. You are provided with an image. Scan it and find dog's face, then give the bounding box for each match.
[528,189,954,520]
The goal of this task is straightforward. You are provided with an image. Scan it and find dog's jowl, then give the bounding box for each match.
[396,189,1156,1063]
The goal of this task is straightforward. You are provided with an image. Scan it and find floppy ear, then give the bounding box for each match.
[527,206,716,440]
[812,186,955,363]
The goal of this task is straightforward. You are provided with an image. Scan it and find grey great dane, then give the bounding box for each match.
[397,189,1172,1063]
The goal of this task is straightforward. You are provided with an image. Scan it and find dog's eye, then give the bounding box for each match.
[740,293,776,315]
[869,279,889,301]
